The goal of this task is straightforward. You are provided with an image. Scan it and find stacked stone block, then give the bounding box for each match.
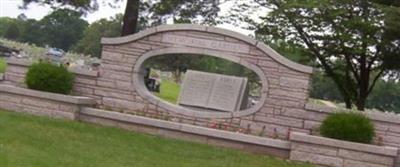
[290,132,398,167]
[0,85,95,120]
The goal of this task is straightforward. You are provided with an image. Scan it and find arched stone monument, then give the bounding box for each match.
[3,24,400,167]
[92,24,313,138]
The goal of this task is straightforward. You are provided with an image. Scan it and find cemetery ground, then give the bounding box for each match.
[0,58,6,73]
[0,110,312,167]
[155,80,181,104]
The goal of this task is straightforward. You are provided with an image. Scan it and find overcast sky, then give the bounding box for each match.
[0,0,252,35]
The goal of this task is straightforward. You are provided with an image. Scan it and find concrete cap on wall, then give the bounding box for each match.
[0,85,96,105]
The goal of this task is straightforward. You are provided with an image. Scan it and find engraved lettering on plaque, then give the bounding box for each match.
[207,77,244,111]
[162,34,250,53]
[178,71,215,107]
[178,70,248,112]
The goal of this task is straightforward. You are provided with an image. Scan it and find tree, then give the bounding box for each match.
[144,54,203,83]
[4,23,20,40]
[121,0,139,35]
[229,0,400,110]
[73,15,123,57]
[366,79,400,113]
[310,72,343,102]
[256,35,315,66]
[18,19,44,45]
[2,9,88,50]
[39,9,88,50]
[22,0,222,36]
[0,17,18,37]
[371,0,400,6]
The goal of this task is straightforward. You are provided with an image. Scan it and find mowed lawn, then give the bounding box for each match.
[155,80,181,104]
[0,110,313,167]
[0,58,7,73]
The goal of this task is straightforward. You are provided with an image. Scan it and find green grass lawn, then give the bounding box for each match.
[0,110,312,167]
[155,80,181,104]
[0,58,7,73]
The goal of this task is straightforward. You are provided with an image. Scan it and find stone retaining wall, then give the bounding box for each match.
[0,85,95,120]
[3,58,99,101]
[79,107,291,158]
[0,84,292,158]
[290,132,398,167]
[0,85,399,167]
[304,104,400,167]
[305,104,400,148]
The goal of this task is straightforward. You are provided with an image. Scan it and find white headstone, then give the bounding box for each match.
[178,70,248,112]
[178,71,215,107]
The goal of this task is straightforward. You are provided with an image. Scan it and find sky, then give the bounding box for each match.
[0,0,253,35]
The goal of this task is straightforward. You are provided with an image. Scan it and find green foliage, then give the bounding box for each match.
[18,19,45,45]
[230,0,400,110]
[320,112,375,144]
[310,72,343,102]
[3,22,20,40]
[148,0,221,25]
[366,80,400,113]
[22,0,97,12]
[0,110,313,167]
[0,58,7,73]
[255,36,315,66]
[380,6,400,70]
[310,72,400,113]
[0,17,16,37]
[39,9,88,51]
[371,0,400,7]
[0,17,26,40]
[25,62,74,94]
[23,0,222,35]
[0,9,88,51]
[72,14,122,57]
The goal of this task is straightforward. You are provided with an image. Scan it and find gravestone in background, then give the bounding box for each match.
[178,70,248,112]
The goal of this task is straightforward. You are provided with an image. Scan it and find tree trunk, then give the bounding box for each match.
[357,69,369,111]
[121,0,139,36]
[344,97,352,109]
[356,97,367,111]
[328,73,354,109]
[356,0,370,111]
[172,70,181,83]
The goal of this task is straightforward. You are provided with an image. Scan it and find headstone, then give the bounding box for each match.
[178,70,248,112]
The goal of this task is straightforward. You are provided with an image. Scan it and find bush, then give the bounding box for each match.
[320,112,375,144]
[25,62,74,94]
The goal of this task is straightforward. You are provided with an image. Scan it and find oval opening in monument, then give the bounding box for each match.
[133,52,266,118]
